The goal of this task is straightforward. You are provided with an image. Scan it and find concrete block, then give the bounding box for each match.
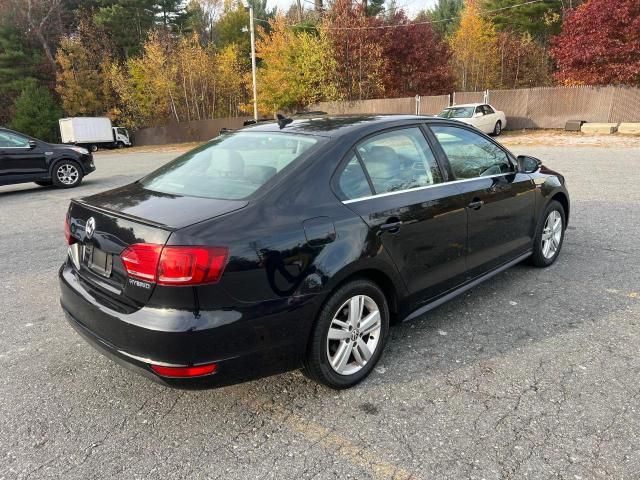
[565,120,585,131]
[618,123,640,135]
[581,123,619,134]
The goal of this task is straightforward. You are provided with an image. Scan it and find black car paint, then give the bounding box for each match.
[0,127,95,187]
[59,115,569,388]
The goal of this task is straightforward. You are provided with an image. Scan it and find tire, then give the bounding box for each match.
[89,144,98,152]
[529,200,566,267]
[34,180,53,187]
[303,279,389,389]
[117,142,124,149]
[52,160,83,188]
[493,121,502,136]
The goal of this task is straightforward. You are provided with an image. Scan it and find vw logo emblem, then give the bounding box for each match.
[350,328,360,342]
[85,217,96,239]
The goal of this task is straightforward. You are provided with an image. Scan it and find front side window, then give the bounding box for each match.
[356,127,442,195]
[475,106,484,116]
[431,125,513,179]
[141,132,319,200]
[0,131,29,148]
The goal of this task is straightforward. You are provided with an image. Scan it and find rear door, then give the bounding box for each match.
[481,105,498,132]
[0,130,48,182]
[429,124,536,278]
[338,126,468,302]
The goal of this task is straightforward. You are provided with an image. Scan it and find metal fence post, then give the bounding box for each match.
[415,95,421,115]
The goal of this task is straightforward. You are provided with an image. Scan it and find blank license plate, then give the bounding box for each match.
[84,244,113,277]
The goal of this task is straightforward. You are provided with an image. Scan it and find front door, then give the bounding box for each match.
[339,126,468,302]
[0,130,47,183]
[429,124,536,278]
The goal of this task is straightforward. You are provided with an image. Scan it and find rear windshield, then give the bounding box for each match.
[140,132,319,200]
[438,107,474,119]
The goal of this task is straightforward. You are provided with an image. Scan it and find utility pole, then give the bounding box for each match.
[249,5,258,122]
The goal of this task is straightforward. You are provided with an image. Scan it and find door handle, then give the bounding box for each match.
[467,199,484,210]
[379,220,403,233]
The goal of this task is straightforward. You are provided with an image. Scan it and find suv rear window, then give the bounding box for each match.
[141,132,319,200]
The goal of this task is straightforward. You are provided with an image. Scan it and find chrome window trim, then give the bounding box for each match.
[342,173,515,204]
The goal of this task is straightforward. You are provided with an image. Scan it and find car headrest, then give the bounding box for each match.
[245,165,277,184]
[361,146,400,179]
[212,149,244,176]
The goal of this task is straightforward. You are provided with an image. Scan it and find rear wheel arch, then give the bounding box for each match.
[318,267,400,321]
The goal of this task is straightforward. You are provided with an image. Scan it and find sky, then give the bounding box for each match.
[267,0,438,18]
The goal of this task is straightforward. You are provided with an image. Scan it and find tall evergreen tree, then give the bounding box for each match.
[9,81,62,141]
[481,0,563,40]
[93,0,157,58]
[0,25,47,126]
[419,0,463,37]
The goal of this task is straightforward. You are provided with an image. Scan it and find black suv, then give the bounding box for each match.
[0,127,95,189]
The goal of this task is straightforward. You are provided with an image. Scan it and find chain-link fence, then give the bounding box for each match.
[313,86,640,130]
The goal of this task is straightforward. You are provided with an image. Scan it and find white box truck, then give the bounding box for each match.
[59,117,132,151]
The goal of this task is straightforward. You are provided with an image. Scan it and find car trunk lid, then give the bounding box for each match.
[67,183,247,309]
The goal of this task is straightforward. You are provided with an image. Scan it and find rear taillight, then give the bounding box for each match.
[65,216,76,245]
[120,244,228,286]
[120,244,163,282]
[151,363,217,378]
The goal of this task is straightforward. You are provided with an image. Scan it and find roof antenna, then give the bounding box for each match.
[275,113,293,130]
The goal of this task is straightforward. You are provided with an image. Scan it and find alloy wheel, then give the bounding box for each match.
[57,164,79,186]
[326,295,381,376]
[541,210,562,259]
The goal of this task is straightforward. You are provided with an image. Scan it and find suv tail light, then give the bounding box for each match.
[65,216,76,245]
[120,244,228,286]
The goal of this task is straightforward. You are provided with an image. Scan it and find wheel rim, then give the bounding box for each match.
[326,295,381,376]
[57,164,79,185]
[495,122,501,134]
[541,210,562,259]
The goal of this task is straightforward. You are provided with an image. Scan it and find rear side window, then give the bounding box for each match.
[355,127,442,195]
[141,132,319,200]
[337,153,373,200]
[431,125,513,179]
[482,105,495,114]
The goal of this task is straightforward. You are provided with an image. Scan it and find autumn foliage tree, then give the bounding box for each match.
[497,32,552,88]
[255,16,339,112]
[323,0,386,101]
[551,0,640,85]
[450,0,499,90]
[377,11,455,97]
[56,19,115,116]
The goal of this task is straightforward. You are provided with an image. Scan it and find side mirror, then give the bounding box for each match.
[517,155,542,174]
[473,112,483,118]
[28,140,37,149]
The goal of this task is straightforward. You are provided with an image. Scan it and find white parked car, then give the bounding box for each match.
[437,103,507,136]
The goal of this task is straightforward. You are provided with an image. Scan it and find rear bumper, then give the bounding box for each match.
[59,263,320,389]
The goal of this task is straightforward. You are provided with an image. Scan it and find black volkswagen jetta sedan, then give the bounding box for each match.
[59,115,569,389]
[0,127,94,188]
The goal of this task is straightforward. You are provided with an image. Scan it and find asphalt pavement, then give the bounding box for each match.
[1,143,639,479]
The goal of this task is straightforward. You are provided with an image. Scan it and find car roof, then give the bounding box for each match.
[444,103,486,108]
[240,114,452,138]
